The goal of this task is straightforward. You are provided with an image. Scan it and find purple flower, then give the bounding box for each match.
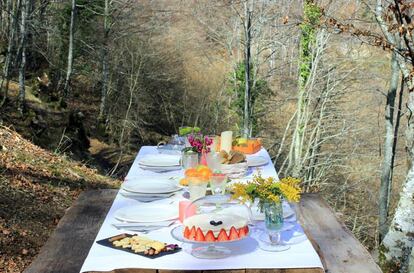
[187,132,212,153]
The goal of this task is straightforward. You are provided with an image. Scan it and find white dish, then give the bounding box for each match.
[119,190,175,202]
[122,179,181,194]
[247,156,268,167]
[120,189,176,197]
[138,154,180,167]
[114,203,178,223]
[138,165,182,172]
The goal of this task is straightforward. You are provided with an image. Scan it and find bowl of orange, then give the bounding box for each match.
[179,165,213,186]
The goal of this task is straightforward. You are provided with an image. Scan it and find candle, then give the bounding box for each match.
[220,131,233,153]
[179,201,196,222]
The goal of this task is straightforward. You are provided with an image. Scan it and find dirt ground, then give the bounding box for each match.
[0,127,120,273]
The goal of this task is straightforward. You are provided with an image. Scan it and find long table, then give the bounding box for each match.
[24,147,383,273]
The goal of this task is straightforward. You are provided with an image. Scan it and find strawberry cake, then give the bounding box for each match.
[183,213,249,242]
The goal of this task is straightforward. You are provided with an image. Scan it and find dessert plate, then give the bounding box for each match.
[246,155,268,167]
[122,178,181,194]
[114,204,178,223]
[138,155,180,167]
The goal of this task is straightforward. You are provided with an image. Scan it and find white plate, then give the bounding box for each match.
[138,154,180,167]
[114,203,178,223]
[247,156,268,167]
[122,179,181,194]
[138,165,182,172]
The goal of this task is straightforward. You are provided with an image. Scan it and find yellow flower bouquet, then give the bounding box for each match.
[230,174,301,209]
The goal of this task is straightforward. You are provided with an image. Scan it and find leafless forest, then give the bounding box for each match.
[1,0,414,272]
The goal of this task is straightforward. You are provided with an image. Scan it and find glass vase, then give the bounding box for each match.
[264,202,284,231]
[258,201,290,252]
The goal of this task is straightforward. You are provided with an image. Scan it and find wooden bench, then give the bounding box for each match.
[24,190,382,273]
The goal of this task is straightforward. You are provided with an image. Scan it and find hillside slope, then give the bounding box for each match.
[0,127,120,273]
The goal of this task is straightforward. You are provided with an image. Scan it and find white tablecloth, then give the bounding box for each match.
[80,146,323,272]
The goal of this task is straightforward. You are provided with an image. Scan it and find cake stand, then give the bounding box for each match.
[174,194,251,259]
[171,225,249,259]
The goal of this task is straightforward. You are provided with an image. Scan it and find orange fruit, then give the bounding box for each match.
[199,168,212,180]
[195,165,207,171]
[179,178,189,186]
[185,168,197,177]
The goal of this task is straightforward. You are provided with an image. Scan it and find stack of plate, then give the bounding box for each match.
[113,203,178,232]
[137,154,181,172]
[120,177,182,202]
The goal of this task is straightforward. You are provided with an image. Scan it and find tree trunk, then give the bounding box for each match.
[409,248,414,273]
[0,0,17,107]
[98,0,110,122]
[62,0,76,100]
[380,162,414,272]
[374,2,414,270]
[288,0,320,177]
[380,77,414,272]
[17,0,28,114]
[242,0,252,138]
[379,52,399,241]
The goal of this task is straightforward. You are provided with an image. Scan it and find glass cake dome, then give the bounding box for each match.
[171,194,252,259]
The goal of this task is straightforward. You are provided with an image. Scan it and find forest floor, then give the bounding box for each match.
[0,126,121,273]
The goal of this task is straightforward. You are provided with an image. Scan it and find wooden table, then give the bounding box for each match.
[24,190,382,273]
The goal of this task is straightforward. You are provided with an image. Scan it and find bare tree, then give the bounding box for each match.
[0,0,19,107]
[243,0,252,138]
[62,0,76,101]
[98,0,110,121]
[378,52,400,241]
[18,0,29,114]
[372,1,414,271]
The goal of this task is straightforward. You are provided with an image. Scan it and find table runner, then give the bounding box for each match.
[80,146,323,272]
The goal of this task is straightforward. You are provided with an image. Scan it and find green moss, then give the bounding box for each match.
[298,0,322,90]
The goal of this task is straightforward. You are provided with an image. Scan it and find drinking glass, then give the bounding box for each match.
[181,151,199,170]
[258,202,290,252]
[187,176,208,201]
[210,174,228,195]
[206,152,221,172]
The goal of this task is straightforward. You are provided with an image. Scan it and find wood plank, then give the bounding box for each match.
[24,189,118,273]
[295,194,382,273]
[157,270,203,273]
[247,269,322,273]
[88,270,156,273]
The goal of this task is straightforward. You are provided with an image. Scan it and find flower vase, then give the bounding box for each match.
[263,202,284,230]
[258,201,290,252]
[200,149,208,166]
